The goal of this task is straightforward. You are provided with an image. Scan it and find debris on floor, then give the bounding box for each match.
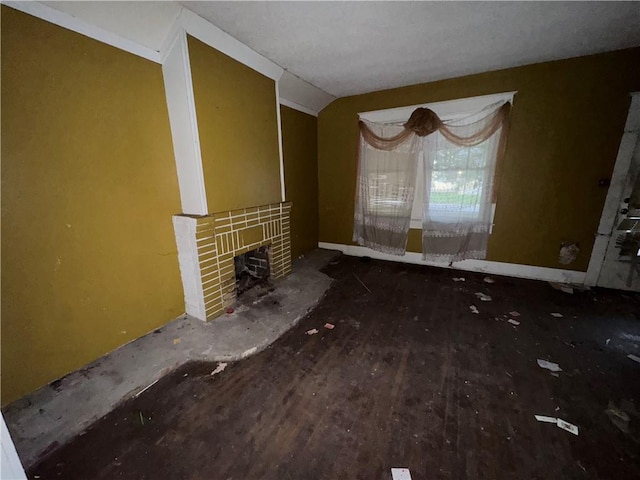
[324,323,335,330]
[550,312,563,318]
[537,359,562,372]
[556,418,579,435]
[508,319,520,326]
[627,354,640,364]
[548,282,574,294]
[469,305,479,314]
[534,415,557,423]
[605,401,630,433]
[535,415,579,435]
[606,338,611,345]
[483,277,495,283]
[226,307,235,314]
[210,362,228,376]
[173,338,181,345]
[306,328,319,335]
[509,311,521,317]
[353,273,371,293]
[134,379,159,398]
[475,292,492,302]
[452,277,466,282]
[391,468,412,480]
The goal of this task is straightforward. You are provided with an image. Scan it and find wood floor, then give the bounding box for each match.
[30,256,640,479]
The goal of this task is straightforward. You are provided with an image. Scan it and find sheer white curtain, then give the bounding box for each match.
[353,120,421,255]
[421,102,506,263]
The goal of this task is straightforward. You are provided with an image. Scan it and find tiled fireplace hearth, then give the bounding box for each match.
[173,202,292,321]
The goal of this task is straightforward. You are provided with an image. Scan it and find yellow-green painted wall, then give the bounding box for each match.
[281,106,319,259]
[188,36,281,213]
[1,7,184,405]
[318,48,640,271]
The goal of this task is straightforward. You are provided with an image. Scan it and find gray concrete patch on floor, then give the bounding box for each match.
[3,249,340,469]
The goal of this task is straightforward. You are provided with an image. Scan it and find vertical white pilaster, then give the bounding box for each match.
[162,32,208,215]
[173,215,206,320]
[275,80,287,202]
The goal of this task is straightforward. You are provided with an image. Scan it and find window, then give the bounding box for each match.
[359,92,515,230]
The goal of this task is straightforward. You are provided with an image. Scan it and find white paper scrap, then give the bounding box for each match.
[535,415,557,423]
[508,319,520,326]
[452,277,466,282]
[469,305,479,314]
[550,312,563,318]
[537,359,562,372]
[627,354,640,364]
[483,277,495,284]
[475,292,492,302]
[556,418,579,435]
[391,468,412,480]
[306,328,319,335]
[210,362,228,376]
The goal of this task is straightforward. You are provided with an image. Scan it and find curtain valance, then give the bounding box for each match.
[358,102,510,150]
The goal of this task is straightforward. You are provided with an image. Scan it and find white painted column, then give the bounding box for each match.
[275,80,286,202]
[2,413,27,480]
[162,31,208,215]
[173,215,207,321]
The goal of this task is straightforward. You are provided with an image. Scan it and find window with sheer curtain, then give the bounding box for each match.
[355,93,513,262]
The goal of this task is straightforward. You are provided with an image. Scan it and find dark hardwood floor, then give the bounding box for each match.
[30,255,640,479]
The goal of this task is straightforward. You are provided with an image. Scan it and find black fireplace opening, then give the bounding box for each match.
[234,246,270,296]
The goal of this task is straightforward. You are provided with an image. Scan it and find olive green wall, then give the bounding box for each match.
[1,7,184,405]
[318,48,640,271]
[281,106,319,259]
[188,36,281,213]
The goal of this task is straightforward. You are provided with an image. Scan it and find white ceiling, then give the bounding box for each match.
[182,1,640,98]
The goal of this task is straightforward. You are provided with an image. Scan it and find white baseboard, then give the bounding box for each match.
[318,242,586,284]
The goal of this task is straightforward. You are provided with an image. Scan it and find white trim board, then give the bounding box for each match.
[319,242,586,285]
[5,2,285,83]
[275,81,287,202]
[177,9,283,81]
[162,31,208,215]
[3,1,161,64]
[359,91,517,123]
[1,413,27,480]
[280,97,319,117]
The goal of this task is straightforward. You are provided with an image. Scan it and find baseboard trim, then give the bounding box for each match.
[318,242,586,284]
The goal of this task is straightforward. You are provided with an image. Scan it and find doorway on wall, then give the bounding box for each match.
[586,93,640,292]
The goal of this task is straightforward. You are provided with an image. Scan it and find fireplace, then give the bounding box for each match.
[234,246,270,295]
[173,202,292,321]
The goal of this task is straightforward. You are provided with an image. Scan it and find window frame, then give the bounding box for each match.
[359,92,516,230]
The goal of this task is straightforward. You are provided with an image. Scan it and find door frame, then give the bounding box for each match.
[584,92,640,286]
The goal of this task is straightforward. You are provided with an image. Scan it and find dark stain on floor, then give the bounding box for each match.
[29,256,640,479]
